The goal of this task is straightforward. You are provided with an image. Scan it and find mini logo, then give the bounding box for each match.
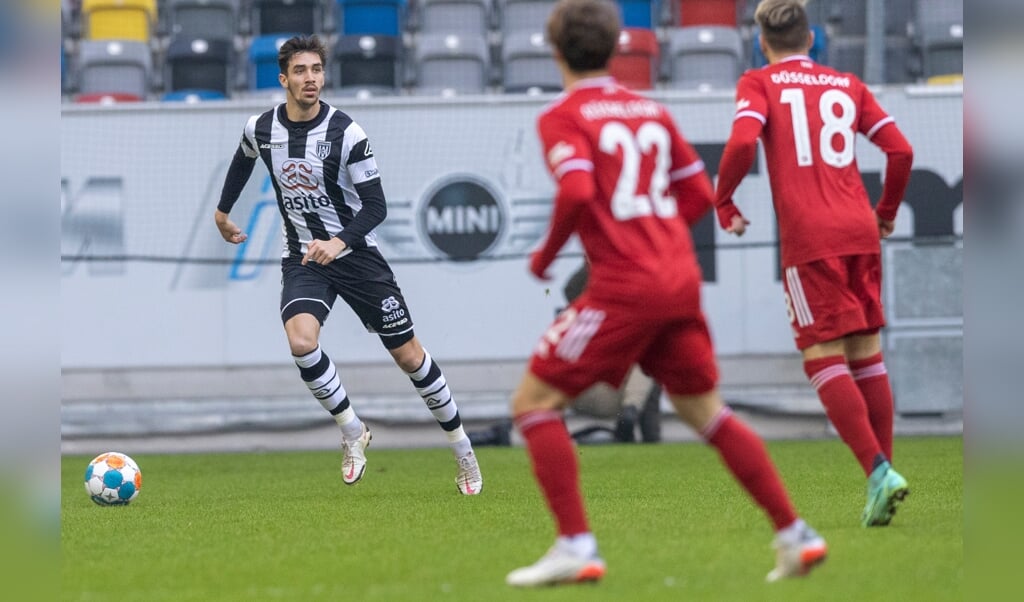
[316,140,331,160]
[736,98,751,111]
[418,175,506,262]
[279,160,319,191]
[381,296,401,312]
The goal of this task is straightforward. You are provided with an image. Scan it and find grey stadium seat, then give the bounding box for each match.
[501,31,561,94]
[913,0,963,78]
[417,0,492,35]
[500,0,556,35]
[165,0,239,41]
[414,32,490,95]
[76,39,152,98]
[665,26,743,91]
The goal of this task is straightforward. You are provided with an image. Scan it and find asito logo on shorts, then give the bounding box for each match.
[381,296,401,312]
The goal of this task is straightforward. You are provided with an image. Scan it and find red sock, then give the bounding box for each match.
[703,408,797,531]
[514,410,589,536]
[849,353,894,461]
[805,356,884,476]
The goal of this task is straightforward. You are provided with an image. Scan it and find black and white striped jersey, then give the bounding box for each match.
[231,101,386,259]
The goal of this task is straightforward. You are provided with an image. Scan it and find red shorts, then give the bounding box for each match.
[782,254,886,350]
[528,295,718,398]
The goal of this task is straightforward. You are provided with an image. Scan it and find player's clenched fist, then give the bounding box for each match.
[214,209,248,244]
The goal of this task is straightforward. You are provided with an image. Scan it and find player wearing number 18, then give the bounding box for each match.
[505,0,826,587]
[714,0,915,527]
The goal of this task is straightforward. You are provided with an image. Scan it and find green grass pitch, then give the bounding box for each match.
[62,436,962,601]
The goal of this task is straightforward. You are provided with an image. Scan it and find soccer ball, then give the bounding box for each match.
[84,452,142,506]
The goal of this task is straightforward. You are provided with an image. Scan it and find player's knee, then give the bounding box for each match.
[287,333,319,356]
[388,338,423,372]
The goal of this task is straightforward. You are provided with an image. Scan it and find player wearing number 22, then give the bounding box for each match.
[715,0,915,527]
[506,0,826,587]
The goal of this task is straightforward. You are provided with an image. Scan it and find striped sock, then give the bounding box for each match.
[406,350,471,457]
[702,407,798,530]
[294,345,363,441]
[805,355,885,476]
[849,353,895,461]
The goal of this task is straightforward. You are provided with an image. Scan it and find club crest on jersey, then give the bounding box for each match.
[316,140,331,160]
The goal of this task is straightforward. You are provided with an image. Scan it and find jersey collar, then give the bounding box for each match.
[779,54,814,64]
[277,100,330,130]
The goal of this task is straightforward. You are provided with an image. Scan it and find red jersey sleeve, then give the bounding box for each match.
[531,110,595,279]
[667,121,713,226]
[714,73,767,228]
[857,85,914,221]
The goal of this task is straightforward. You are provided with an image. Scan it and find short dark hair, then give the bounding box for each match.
[755,0,811,54]
[278,35,328,74]
[546,0,621,72]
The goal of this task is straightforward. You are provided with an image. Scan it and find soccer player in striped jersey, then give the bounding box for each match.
[214,35,482,495]
[714,0,915,526]
[505,0,826,587]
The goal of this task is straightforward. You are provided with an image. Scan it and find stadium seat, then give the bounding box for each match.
[161,89,228,102]
[608,27,659,90]
[415,0,491,35]
[502,31,562,94]
[666,26,742,91]
[165,36,233,96]
[500,0,556,35]
[252,0,326,36]
[414,32,490,95]
[823,0,865,36]
[81,0,156,42]
[916,22,963,79]
[73,92,144,103]
[165,0,239,41]
[825,35,863,77]
[678,0,736,26]
[249,34,299,89]
[617,0,656,29]
[913,0,963,79]
[885,0,914,35]
[884,36,914,83]
[76,39,152,98]
[332,34,402,94]
[337,0,405,36]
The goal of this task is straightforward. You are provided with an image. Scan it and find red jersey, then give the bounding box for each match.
[728,56,895,266]
[534,77,713,313]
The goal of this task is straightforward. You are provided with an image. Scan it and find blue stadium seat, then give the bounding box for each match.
[616,0,656,29]
[249,34,300,89]
[337,0,405,36]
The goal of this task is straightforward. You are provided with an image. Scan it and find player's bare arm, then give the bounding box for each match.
[214,209,248,244]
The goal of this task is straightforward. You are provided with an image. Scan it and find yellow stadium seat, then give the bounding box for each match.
[926,74,963,86]
[81,0,156,42]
